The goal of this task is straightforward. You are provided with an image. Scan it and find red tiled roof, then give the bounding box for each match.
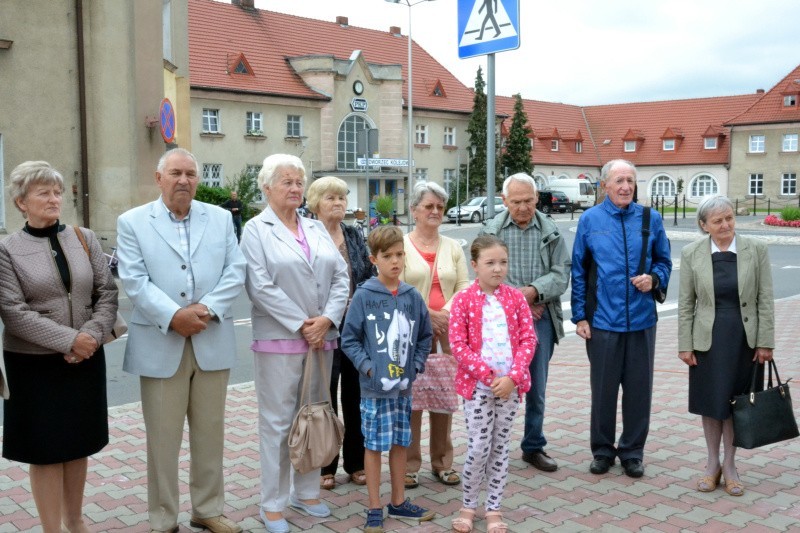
[495,95,600,166]
[584,94,761,166]
[188,0,475,112]
[726,63,800,126]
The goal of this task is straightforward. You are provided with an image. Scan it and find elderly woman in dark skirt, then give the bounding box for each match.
[306,176,374,490]
[0,161,118,533]
[678,195,774,497]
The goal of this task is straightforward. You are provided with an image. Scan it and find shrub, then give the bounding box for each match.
[195,184,231,205]
[780,206,800,222]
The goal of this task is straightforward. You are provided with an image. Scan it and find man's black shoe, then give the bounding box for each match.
[621,458,644,478]
[522,450,558,472]
[589,455,614,474]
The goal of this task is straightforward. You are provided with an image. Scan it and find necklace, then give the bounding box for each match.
[413,232,439,248]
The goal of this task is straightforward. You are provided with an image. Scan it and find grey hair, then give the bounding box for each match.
[696,195,735,233]
[600,159,637,181]
[306,176,348,214]
[502,173,537,195]
[409,181,448,208]
[258,153,306,190]
[9,161,65,214]
[157,148,200,175]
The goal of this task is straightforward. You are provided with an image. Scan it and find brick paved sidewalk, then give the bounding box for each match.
[1,298,799,532]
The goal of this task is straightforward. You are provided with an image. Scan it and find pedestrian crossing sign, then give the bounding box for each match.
[457,0,520,59]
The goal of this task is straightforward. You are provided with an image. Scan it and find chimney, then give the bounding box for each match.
[389,26,402,36]
[336,16,349,27]
[232,0,254,8]
[756,88,765,94]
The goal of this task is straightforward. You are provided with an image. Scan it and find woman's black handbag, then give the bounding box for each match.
[730,360,799,449]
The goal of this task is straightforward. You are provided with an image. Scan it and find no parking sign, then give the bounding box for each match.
[159,98,176,144]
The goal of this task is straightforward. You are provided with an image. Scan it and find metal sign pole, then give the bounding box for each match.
[486,52,496,219]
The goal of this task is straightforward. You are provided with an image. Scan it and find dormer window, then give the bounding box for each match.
[431,80,446,97]
[624,140,636,152]
[228,53,253,76]
[663,139,675,151]
[784,95,797,107]
[575,141,582,153]
[551,140,559,151]
[704,137,718,150]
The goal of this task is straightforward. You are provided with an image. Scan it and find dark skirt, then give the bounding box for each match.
[688,252,762,420]
[2,348,108,465]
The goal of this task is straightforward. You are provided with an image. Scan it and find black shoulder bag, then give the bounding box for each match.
[638,207,667,304]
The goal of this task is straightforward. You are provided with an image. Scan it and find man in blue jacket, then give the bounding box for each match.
[571,159,672,479]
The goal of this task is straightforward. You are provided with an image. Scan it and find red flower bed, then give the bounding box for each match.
[764,214,800,228]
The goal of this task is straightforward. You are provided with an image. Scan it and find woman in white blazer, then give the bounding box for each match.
[678,195,774,497]
[241,154,349,533]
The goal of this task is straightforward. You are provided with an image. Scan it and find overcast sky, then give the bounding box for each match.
[253,0,800,106]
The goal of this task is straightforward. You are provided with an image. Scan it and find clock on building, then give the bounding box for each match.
[353,80,364,95]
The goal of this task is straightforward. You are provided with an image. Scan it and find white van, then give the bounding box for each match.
[544,179,596,210]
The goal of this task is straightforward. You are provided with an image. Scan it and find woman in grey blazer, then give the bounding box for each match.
[0,161,118,533]
[678,195,774,497]
[241,154,349,533]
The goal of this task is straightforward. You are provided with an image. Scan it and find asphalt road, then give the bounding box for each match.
[1,213,798,417]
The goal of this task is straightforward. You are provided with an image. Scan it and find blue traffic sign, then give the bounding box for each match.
[160,98,176,144]
[457,0,520,59]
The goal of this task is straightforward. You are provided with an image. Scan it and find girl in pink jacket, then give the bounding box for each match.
[448,235,537,533]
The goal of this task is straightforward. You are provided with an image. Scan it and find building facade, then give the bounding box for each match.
[0,0,190,240]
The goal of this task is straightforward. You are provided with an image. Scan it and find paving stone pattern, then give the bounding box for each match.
[1,298,799,532]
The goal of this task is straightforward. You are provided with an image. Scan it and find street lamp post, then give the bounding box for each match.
[456,151,461,226]
[385,0,435,228]
[466,144,476,201]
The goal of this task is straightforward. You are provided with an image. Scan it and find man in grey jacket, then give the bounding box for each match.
[117,148,246,533]
[481,173,571,472]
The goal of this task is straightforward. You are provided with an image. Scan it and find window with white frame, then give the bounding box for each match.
[650,175,676,197]
[286,115,302,137]
[748,173,763,195]
[246,112,263,135]
[202,109,220,133]
[749,135,765,153]
[415,124,429,145]
[530,138,534,150]
[624,140,636,152]
[663,139,675,151]
[443,126,456,146]
[690,175,718,197]
[202,163,223,187]
[782,173,797,195]
[443,169,456,194]
[783,133,798,152]
[704,137,718,150]
[246,164,264,201]
[550,140,559,151]
[784,95,797,107]
[575,141,582,153]
[337,114,373,170]
[413,168,428,182]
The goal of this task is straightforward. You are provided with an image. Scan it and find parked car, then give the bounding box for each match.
[538,190,573,214]
[446,196,506,223]
[544,178,596,210]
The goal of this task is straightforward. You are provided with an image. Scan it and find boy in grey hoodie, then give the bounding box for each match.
[341,226,434,532]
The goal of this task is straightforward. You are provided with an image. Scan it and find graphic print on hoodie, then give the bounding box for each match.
[341,277,433,399]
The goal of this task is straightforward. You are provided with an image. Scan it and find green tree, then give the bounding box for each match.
[465,67,488,197]
[501,93,533,176]
[465,66,501,197]
[194,166,262,221]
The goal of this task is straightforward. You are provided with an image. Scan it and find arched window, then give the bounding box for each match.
[337,114,376,170]
[650,175,676,197]
[533,174,547,191]
[690,174,718,197]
